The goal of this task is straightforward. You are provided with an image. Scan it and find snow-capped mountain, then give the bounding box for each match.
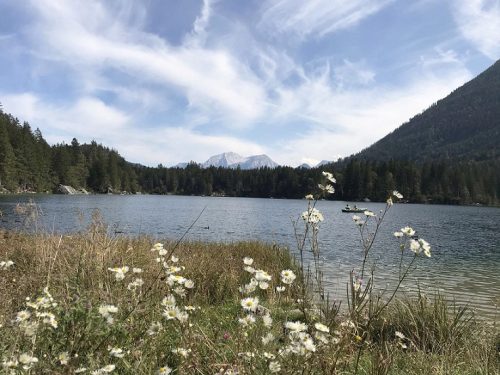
[202,152,247,168]
[315,160,332,167]
[201,152,279,169]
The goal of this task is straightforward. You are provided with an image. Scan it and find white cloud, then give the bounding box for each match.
[0,92,264,166]
[1,93,129,141]
[26,0,267,126]
[259,0,394,39]
[270,56,472,166]
[452,0,500,59]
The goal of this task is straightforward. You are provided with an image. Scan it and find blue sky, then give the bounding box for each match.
[0,0,498,167]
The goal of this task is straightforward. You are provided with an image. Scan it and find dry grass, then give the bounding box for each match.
[0,219,498,374]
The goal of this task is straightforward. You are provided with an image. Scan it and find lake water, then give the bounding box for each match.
[1,194,499,320]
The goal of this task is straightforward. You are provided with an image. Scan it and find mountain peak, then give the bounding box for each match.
[199,152,278,169]
[356,59,500,162]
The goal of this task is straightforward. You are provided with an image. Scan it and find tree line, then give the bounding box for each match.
[0,108,498,205]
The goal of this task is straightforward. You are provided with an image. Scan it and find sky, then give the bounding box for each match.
[0,0,499,167]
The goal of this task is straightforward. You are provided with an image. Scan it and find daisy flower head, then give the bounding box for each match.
[322,171,336,183]
[281,269,297,284]
[240,297,259,312]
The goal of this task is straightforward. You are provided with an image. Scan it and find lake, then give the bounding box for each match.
[1,194,499,320]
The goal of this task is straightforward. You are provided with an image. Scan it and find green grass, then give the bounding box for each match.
[0,224,498,374]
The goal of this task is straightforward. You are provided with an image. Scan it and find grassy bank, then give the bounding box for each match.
[0,220,498,374]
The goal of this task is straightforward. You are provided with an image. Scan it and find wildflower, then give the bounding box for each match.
[109,347,125,358]
[419,238,432,257]
[19,353,38,370]
[162,307,182,320]
[0,260,14,270]
[107,266,129,281]
[184,305,196,311]
[151,243,164,252]
[172,347,191,358]
[262,332,274,345]
[19,320,38,336]
[75,368,87,373]
[255,270,272,282]
[364,210,375,217]
[262,314,273,328]
[2,357,18,369]
[15,310,31,322]
[98,304,118,324]
[314,322,329,333]
[258,281,269,290]
[147,321,162,336]
[285,321,307,333]
[393,231,403,238]
[161,295,176,308]
[243,266,255,273]
[238,314,255,327]
[393,190,403,199]
[127,278,144,290]
[240,297,259,312]
[305,194,314,200]
[58,352,70,365]
[243,257,253,265]
[167,274,186,286]
[276,286,286,293]
[395,331,405,339]
[184,279,195,289]
[159,248,168,256]
[302,337,316,352]
[263,352,275,359]
[281,269,296,284]
[171,255,179,263]
[301,207,324,224]
[239,279,258,294]
[37,311,58,328]
[387,197,393,206]
[91,364,115,374]
[401,226,415,236]
[269,361,281,373]
[318,184,335,194]
[322,171,336,183]
[173,286,186,297]
[410,239,421,254]
[132,267,142,273]
[158,366,172,375]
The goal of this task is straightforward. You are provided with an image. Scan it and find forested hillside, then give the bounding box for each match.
[356,59,500,162]
[0,105,499,205]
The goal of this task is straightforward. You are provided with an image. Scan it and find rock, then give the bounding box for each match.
[58,185,79,195]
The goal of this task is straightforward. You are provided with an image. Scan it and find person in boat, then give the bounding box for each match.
[345,204,351,210]
[353,205,358,210]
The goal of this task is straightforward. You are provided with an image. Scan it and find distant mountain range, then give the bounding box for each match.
[175,152,279,169]
[355,59,500,162]
[175,153,334,169]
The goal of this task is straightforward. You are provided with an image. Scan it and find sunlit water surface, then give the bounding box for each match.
[1,195,498,320]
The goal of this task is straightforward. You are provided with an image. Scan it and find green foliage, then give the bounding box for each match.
[0,103,498,205]
[356,60,500,163]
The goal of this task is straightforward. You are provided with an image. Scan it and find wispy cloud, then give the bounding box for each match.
[259,0,394,39]
[452,0,500,59]
[26,0,267,126]
[0,92,264,165]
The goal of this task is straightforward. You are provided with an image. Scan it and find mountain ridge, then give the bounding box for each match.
[354,59,500,163]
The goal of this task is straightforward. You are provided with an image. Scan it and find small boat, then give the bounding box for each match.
[341,207,367,213]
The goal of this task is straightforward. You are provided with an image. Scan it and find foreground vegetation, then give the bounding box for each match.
[0,224,497,373]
